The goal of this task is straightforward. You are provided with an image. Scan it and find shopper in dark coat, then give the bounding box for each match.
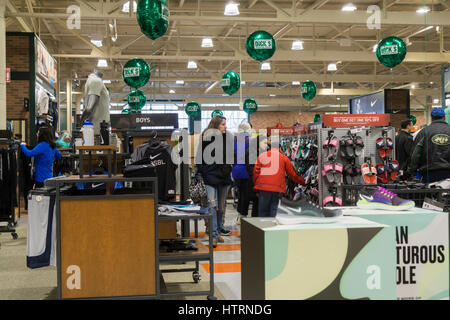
[395,119,414,173]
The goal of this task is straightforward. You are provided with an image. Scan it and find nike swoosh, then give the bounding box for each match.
[370,100,377,107]
[392,110,400,114]
[361,195,374,201]
[149,153,161,160]
[91,183,104,188]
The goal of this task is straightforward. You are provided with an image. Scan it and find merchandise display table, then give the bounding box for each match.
[341,207,449,300]
[241,216,397,300]
[46,175,159,300]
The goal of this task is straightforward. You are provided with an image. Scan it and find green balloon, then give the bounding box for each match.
[243,98,258,114]
[137,0,170,41]
[301,80,317,101]
[376,36,407,69]
[221,71,240,96]
[128,90,146,110]
[313,114,322,123]
[185,101,201,117]
[409,115,417,125]
[246,30,276,62]
[211,110,223,118]
[122,58,151,89]
[122,107,132,114]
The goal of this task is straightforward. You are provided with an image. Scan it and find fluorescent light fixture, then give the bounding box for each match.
[327,63,337,71]
[97,59,108,67]
[433,98,439,103]
[222,94,228,96]
[337,97,341,100]
[122,1,137,13]
[261,62,271,71]
[241,81,246,85]
[411,84,415,89]
[430,82,434,85]
[416,6,430,14]
[291,40,304,50]
[169,89,176,94]
[342,3,357,11]
[224,2,239,16]
[201,38,213,48]
[187,61,197,69]
[292,81,300,85]
[176,80,184,85]
[103,80,111,84]
[269,94,276,97]
[436,26,440,33]
[91,40,103,47]
[373,44,377,52]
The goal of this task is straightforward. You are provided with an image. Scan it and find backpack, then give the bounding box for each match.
[189,173,207,207]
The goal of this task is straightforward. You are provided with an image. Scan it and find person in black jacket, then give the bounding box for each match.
[395,119,414,173]
[406,107,450,183]
[196,115,233,247]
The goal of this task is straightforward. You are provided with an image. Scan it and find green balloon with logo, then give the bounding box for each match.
[185,101,201,117]
[376,36,407,69]
[137,0,170,41]
[221,71,240,96]
[301,80,317,101]
[128,89,147,110]
[122,58,151,89]
[211,110,223,118]
[246,30,276,62]
[243,98,258,114]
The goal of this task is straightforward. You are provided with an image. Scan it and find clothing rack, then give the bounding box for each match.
[0,138,20,240]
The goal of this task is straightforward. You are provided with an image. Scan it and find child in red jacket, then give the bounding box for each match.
[253,137,305,217]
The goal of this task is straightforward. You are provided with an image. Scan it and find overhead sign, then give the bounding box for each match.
[110,113,179,129]
[322,114,391,127]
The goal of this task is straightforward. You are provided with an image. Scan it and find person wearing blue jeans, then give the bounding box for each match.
[205,184,231,240]
[257,190,281,217]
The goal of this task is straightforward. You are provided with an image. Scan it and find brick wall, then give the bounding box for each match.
[6,34,31,138]
[249,111,324,130]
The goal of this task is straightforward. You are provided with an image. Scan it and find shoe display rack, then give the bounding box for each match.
[317,126,396,207]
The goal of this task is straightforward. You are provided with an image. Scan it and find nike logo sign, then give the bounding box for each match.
[91,183,104,188]
[370,100,377,107]
[149,153,161,160]
[361,195,374,201]
[392,110,400,114]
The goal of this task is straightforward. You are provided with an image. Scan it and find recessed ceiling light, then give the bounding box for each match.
[416,6,430,14]
[91,40,103,47]
[433,98,439,103]
[176,80,184,85]
[169,89,175,94]
[430,81,434,85]
[292,81,300,85]
[342,3,357,11]
[291,40,304,51]
[97,59,108,67]
[187,61,197,69]
[224,2,239,16]
[122,1,137,13]
[201,38,213,48]
[261,62,271,71]
[327,63,337,71]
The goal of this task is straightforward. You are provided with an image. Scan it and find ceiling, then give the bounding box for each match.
[4,0,450,112]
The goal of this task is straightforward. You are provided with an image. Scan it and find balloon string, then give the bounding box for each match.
[390,68,393,115]
[424,0,429,183]
[152,41,156,111]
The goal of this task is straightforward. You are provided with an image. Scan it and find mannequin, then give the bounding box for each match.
[81,69,110,135]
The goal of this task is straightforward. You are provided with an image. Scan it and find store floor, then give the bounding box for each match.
[0,200,243,300]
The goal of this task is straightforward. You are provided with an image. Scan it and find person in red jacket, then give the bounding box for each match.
[253,136,305,217]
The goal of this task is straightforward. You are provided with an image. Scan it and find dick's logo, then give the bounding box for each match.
[124,67,139,77]
[247,103,256,109]
[129,96,140,103]
[380,45,398,55]
[254,39,272,50]
[301,87,308,93]
[186,105,199,112]
[221,78,230,87]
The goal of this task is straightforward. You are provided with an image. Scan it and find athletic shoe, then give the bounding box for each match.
[220,228,232,236]
[357,187,415,211]
[212,239,217,248]
[279,197,342,218]
[218,235,225,243]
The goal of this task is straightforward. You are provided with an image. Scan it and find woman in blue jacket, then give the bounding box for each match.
[21,127,61,188]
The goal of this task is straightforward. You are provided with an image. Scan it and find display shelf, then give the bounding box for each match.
[159,238,209,260]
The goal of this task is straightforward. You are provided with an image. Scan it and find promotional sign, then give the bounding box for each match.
[349,91,385,114]
[110,113,178,129]
[322,114,391,128]
[36,37,57,89]
[267,125,307,136]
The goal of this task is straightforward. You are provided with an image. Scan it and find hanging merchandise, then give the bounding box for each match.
[313,114,322,123]
[409,115,417,125]
[246,30,276,62]
[128,90,147,110]
[376,36,407,69]
[137,0,170,41]
[301,80,317,101]
[243,98,258,114]
[185,101,201,117]
[221,71,240,96]
[122,107,132,114]
[122,58,151,89]
[211,110,223,118]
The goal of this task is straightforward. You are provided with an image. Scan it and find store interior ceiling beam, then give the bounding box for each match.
[5,0,32,32]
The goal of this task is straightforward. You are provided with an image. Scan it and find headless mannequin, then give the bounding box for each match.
[80,70,103,124]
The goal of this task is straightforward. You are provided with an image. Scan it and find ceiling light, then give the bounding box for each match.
[291,40,304,51]
[224,2,239,16]
[169,89,175,94]
[436,26,440,33]
[372,44,377,52]
[102,80,111,84]
[91,40,103,47]
[222,94,228,96]
[342,3,357,11]
[122,1,137,13]
[176,80,184,85]
[430,81,434,85]
[261,62,271,71]
[411,84,415,89]
[97,59,108,68]
[292,81,300,85]
[337,97,341,101]
[187,61,197,69]
[269,94,276,97]
[241,81,246,85]
[416,6,430,14]
[327,63,337,71]
[201,38,213,48]
[433,98,439,103]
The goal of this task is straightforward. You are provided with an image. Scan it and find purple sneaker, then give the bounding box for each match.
[357,187,415,211]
